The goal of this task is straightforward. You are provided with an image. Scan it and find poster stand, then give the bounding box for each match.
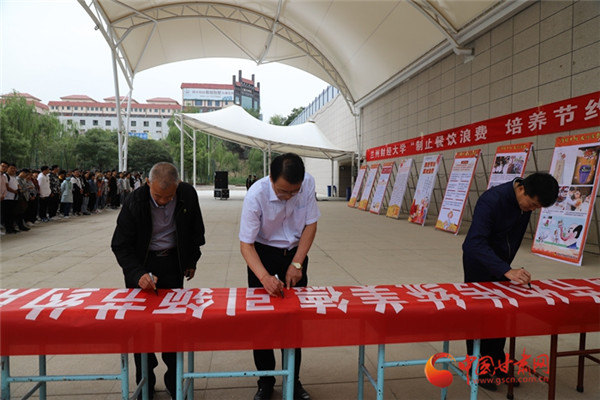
[370,162,397,215]
[408,154,443,226]
[402,161,420,214]
[348,165,368,208]
[358,164,381,211]
[531,132,600,265]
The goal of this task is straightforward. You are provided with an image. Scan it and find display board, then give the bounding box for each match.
[435,150,480,234]
[487,142,533,189]
[532,132,600,266]
[408,154,442,226]
[386,159,413,219]
[348,164,368,208]
[358,164,381,211]
[370,162,396,215]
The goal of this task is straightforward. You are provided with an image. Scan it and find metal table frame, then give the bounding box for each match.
[358,340,481,400]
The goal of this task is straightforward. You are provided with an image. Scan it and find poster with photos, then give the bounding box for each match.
[532,132,600,265]
[487,142,532,189]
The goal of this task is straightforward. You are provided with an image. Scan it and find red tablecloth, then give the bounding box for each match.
[1,279,599,356]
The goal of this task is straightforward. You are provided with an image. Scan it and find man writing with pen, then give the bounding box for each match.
[462,172,558,391]
[112,162,205,399]
[239,153,320,400]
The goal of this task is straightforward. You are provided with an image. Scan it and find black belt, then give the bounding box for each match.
[254,242,297,256]
[149,248,176,257]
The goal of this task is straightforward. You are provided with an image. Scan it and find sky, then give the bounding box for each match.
[0,1,329,121]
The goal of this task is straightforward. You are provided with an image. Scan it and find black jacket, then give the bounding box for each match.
[111,182,206,287]
[462,179,530,282]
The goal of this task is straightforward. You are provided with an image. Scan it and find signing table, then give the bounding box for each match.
[1,278,599,399]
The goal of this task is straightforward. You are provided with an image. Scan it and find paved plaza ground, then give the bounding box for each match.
[1,187,599,399]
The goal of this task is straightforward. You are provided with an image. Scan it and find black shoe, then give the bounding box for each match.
[294,382,311,400]
[476,374,497,391]
[495,370,520,387]
[253,386,273,400]
[18,225,30,231]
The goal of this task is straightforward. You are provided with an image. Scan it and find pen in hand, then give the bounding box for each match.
[274,274,284,298]
[521,267,532,289]
[148,272,159,296]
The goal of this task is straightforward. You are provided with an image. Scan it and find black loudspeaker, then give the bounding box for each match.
[214,171,228,189]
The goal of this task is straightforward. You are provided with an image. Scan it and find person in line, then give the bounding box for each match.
[239,153,319,400]
[15,168,31,231]
[60,171,73,218]
[111,162,205,399]
[0,161,8,234]
[48,165,61,218]
[37,166,51,221]
[3,164,19,234]
[462,172,559,391]
[71,168,84,215]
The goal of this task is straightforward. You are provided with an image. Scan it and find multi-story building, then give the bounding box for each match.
[181,69,260,115]
[0,92,49,114]
[48,95,180,140]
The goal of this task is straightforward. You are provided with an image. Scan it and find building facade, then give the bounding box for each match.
[48,95,180,140]
[181,70,260,114]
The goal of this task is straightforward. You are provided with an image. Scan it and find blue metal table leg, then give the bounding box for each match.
[120,354,129,400]
[470,339,480,400]
[141,353,149,400]
[38,355,47,400]
[376,344,385,400]
[282,348,295,400]
[1,356,9,400]
[440,341,449,400]
[357,345,365,400]
[176,352,184,400]
[186,352,194,399]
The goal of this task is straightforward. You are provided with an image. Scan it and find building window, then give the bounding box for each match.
[215,100,220,107]
[143,121,149,127]
[156,121,161,127]
[207,100,213,106]
[111,107,115,111]
[131,121,137,127]
[80,120,86,126]
[93,120,98,126]
[106,120,111,126]
[67,119,73,125]
[67,106,71,110]
[154,109,158,113]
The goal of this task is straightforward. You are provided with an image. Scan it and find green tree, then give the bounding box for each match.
[127,137,173,174]
[73,128,118,170]
[248,147,264,176]
[269,114,286,126]
[284,107,304,125]
[0,95,36,166]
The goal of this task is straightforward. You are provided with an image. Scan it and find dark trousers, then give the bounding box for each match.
[48,194,60,217]
[1,200,16,232]
[247,242,308,388]
[133,250,182,396]
[38,196,49,220]
[466,337,507,374]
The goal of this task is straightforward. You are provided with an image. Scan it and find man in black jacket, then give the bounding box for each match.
[111,162,205,399]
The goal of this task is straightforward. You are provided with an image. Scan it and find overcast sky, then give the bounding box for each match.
[0,1,329,121]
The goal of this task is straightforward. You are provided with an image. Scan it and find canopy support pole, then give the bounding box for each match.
[179,114,184,180]
[193,130,197,187]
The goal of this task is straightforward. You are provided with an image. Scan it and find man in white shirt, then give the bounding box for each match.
[37,166,51,221]
[239,153,319,400]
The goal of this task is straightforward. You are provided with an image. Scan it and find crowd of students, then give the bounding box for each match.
[0,161,145,235]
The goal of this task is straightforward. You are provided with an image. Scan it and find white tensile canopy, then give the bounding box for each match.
[177,105,354,182]
[179,106,353,160]
[79,0,531,170]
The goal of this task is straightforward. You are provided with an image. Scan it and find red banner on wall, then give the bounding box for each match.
[366,91,600,161]
[2,280,598,356]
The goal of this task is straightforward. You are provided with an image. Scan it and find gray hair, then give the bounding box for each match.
[148,162,180,189]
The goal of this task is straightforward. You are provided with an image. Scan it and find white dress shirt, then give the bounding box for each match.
[239,174,320,250]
